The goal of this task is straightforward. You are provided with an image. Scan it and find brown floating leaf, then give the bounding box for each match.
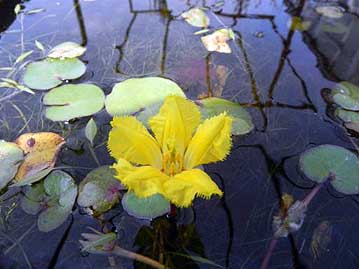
[201,29,233,54]
[15,132,65,182]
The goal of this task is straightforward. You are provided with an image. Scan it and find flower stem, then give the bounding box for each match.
[302,175,331,207]
[168,204,177,219]
[260,238,278,269]
[260,175,332,269]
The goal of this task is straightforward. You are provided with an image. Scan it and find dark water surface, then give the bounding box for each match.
[0,0,359,268]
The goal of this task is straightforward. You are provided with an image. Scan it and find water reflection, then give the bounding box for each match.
[292,0,359,84]
[0,0,358,268]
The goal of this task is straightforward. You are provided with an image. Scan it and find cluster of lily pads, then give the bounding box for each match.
[0,40,255,233]
[329,82,359,133]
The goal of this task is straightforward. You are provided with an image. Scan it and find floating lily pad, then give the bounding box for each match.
[43,83,105,121]
[181,8,210,28]
[14,132,65,183]
[0,141,23,190]
[299,145,359,195]
[23,58,86,90]
[78,166,124,214]
[21,182,46,215]
[315,6,344,19]
[332,82,359,111]
[48,42,86,59]
[336,108,359,133]
[21,170,77,232]
[136,101,162,127]
[105,77,185,116]
[198,97,254,135]
[122,191,170,220]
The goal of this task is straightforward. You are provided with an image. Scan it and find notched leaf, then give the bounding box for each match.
[14,132,65,183]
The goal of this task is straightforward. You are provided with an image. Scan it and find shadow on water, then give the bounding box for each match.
[0,0,359,268]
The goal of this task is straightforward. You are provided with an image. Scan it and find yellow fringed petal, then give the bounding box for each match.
[112,158,169,198]
[163,169,223,207]
[149,96,200,156]
[184,113,232,169]
[108,116,162,168]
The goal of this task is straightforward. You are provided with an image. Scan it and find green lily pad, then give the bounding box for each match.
[40,171,77,232]
[299,145,359,195]
[136,101,162,127]
[38,206,72,233]
[20,170,77,232]
[332,82,359,111]
[23,58,86,90]
[77,166,124,214]
[21,182,46,215]
[336,108,359,133]
[43,83,105,121]
[105,77,185,116]
[336,108,359,123]
[122,191,170,220]
[0,141,23,190]
[198,97,254,135]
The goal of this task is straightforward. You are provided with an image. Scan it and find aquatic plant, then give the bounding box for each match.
[261,144,359,269]
[108,95,233,208]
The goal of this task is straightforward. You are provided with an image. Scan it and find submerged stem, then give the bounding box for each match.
[96,246,167,269]
[261,175,332,269]
[260,238,278,269]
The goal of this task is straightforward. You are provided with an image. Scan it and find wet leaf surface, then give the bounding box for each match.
[43,83,105,121]
[77,166,124,214]
[198,97,254,135]
[300,145,359,194]
[21,170,77,232]
[0,141,23,190]
[332,82,359,111]
[122,191,170,220]
[105,77,185,116]
[23,58,86,90]
[335,108,359,133]
[14,132,65,182]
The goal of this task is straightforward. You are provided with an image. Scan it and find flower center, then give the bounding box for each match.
[162,144,183,176]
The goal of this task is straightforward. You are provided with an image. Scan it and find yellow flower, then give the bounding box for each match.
[108,95,233,207]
